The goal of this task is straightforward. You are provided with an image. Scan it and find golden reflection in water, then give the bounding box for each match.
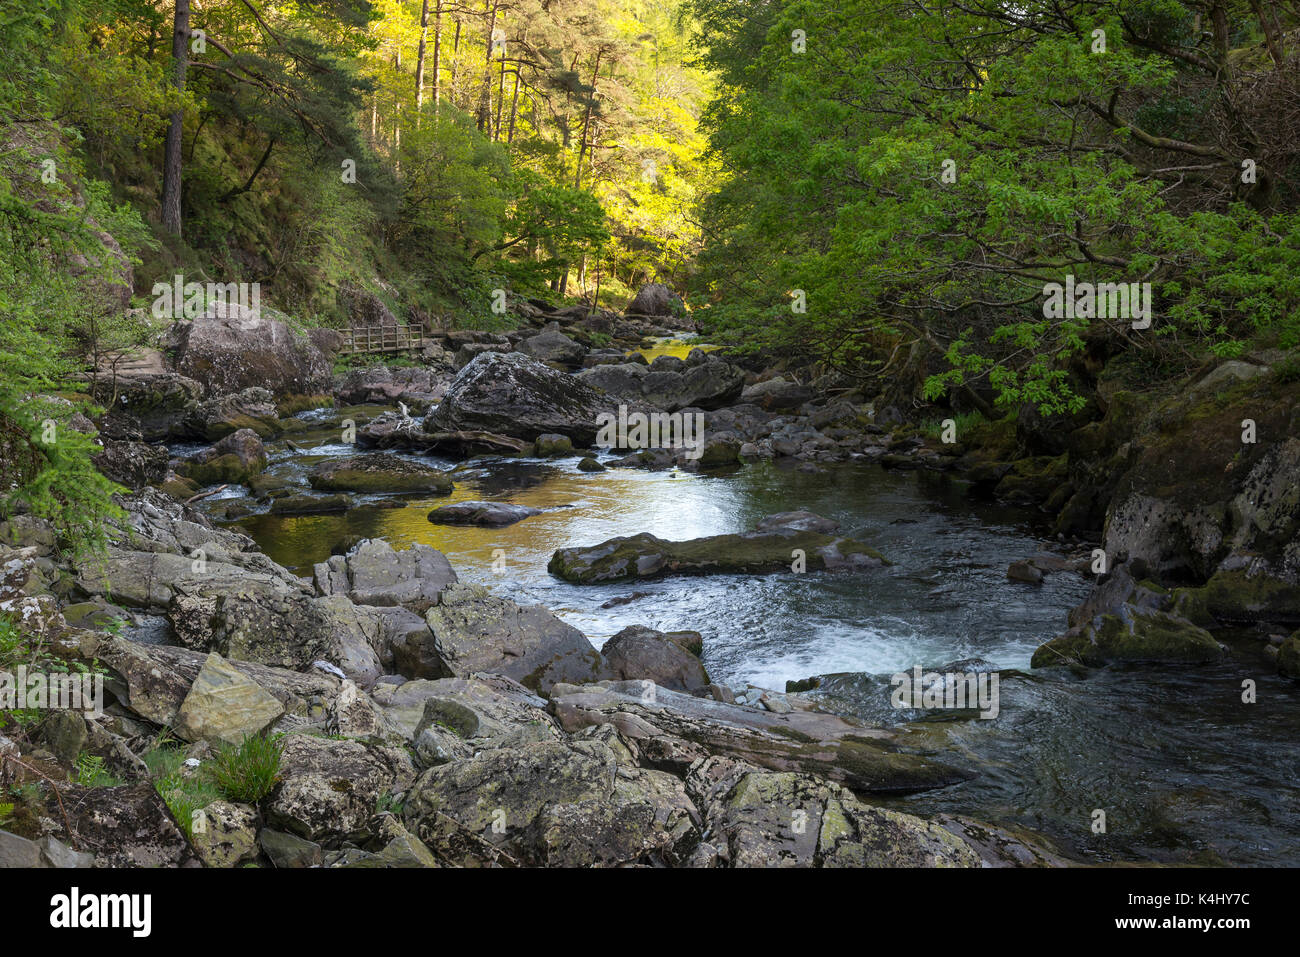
[238,463,744,581]
[630,337,719,363]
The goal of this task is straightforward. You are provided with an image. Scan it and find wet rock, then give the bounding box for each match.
[416,583,609,694]
[426,501,540,527]
[686,759,981,867]
[178,428,268,486]
[578,456,606,472]
[426,352,610,444]
[600,625,710,693]
[1278,632,1300,678]
[549,515,889,584]
[1007,560,1044,585]
[313,539,458,614]
[309,452,453,495]
[1032,608,1222,668]
[269,493,352,515]
[755,511,840,535]
[534,433,574,456]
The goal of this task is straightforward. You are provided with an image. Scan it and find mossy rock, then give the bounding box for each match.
[1032,610,1222,668]
[549,528,890,584]
[177,453,264,487]
[276,394,333,417]
[269,494,352,515]
[308,453,453,495]
[1278,633,1300,679]
[1172,568,1300,626]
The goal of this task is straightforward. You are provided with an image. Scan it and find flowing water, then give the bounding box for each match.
[213,404,1300,867]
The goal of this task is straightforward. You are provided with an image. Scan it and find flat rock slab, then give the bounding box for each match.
[309,452,453,495]
[175,652,284,745]
[549,681,971,795]
[549,514,889,584]
[427,501,541,527]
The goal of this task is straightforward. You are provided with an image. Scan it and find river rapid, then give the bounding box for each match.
[195,394,1300,868]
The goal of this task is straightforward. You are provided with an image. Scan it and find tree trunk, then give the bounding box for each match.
[476,1,499,133]
[506,67,521,143]
[160,0,190,237]
[574,50,602,190]
[415,0,431,120]
[432,0,442,108]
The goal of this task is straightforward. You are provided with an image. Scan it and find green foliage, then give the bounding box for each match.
[74,753,124,788]
[208,733,285,804]
[686,0,1300,412]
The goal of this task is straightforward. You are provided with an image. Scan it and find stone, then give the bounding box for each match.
[308,453,453,495]
[600,625,710,693]
[426,352,611,444]
[415,583,608,694]
[175,653,285,746]
[313,539,458,613]
[426,501,540,527]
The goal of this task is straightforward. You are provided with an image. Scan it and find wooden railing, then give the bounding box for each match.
[341,324,426,355]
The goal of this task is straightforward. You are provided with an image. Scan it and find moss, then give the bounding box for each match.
[1278,634,1300,678]
[276,394,333,417]
[1183,569,1300,624]
[1032,610,1222,668]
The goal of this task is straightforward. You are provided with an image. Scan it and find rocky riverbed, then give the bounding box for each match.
[3,297,1299,868]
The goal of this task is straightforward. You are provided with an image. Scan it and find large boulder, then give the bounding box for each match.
[172,303,335,398]
[100,372,204,442]
[426,501,540,527]
[516,324,585,369]
[174,652,285,746]
[177,428,268,486]
[625,283,689,324]
[308,453,453,495]
[313,540,458,614]
[33,782,201,867]
[1101,374,1300,583]
[549,513,889,584]
[403,583,609,694]
[600,625,710,693]
[424,352,610,444]
[686,758,981,867]
[267,734,415,847]
[548,681,971,795]
[577,354,745,412]
[168,576,386,683]
[93,438,169,490]
[185,387,281,440]
[403,738,699,867]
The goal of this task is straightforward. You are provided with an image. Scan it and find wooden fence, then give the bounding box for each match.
[340,324,427,355]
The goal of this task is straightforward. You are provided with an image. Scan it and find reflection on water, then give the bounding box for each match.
[228,441,1300,866]
[630,335,719,363]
